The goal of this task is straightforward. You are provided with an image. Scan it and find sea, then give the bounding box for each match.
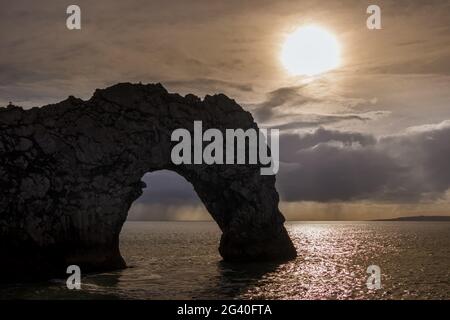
[1,221,449,300]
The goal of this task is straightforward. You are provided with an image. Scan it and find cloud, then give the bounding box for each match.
[1,0,448,220]
[272,113,378,131]
[249,85,389,132]
[279,127,375,157]
[133,170,202,205]
[129,121,450,217]
[126,170,210,220]
[368,55,450,76]
[276,121,450,202]
[250,85,316,122]
[164,78,253,94]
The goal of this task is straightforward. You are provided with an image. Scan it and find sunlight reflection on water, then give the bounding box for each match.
[1,221,449,299]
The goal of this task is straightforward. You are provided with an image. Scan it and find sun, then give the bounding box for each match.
[281,25,341,76]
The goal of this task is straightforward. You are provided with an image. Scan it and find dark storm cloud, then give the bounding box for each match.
[277,121,450,202]
[135,122,450,207]
[127,170,208,220]
[134,170,202,205]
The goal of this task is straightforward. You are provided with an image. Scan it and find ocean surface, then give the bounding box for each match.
[1,221,449,300]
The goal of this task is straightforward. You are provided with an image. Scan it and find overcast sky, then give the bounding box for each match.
[1,0,449,220]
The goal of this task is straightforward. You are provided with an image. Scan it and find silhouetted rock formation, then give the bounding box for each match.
[0,83,296,281]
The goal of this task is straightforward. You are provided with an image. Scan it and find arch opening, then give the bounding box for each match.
[117,162,297,264]
[127,170,210,222]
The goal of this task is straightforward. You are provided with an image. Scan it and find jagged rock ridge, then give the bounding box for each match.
[0,83,296,280]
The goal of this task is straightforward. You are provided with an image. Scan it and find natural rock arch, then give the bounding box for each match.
[0,83,296,280]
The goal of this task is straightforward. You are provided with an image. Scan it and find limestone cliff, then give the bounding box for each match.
[0,83,296,281]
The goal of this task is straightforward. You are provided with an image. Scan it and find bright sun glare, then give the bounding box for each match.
[281,25,341,76]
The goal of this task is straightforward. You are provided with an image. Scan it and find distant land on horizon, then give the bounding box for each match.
[372,216,450,222]
[126,216,450,222]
